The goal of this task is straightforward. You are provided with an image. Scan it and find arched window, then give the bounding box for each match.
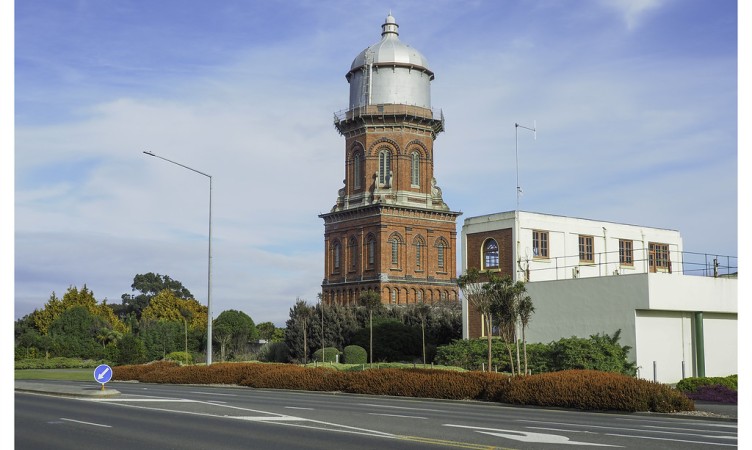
[348,237,358,272]
[436,238,447,270]
[366,234,376,268]
[378,149,391,185]
[388,233,402,267]
[413,236,425,269]
[417,290,423,302]
[391,289,397,304]
[353,152,362,189]
[483,239,499,269]
[411,151,420,186]
[332,241,342,273]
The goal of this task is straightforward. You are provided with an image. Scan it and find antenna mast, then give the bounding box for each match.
[515,121,536,210]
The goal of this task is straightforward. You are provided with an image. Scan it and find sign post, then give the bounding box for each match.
[94,364,113,391]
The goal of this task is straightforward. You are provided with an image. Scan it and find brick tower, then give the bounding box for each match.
[320,14,461,306]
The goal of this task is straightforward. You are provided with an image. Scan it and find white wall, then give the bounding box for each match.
[634,310,694,383]
[702,313,738,377]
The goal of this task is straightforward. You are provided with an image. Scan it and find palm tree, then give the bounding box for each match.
[458,268,494,372]
[517,294,535,375]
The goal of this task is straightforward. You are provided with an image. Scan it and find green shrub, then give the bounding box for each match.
[676,375,737,393]
[312,347,342,363]
[343,345,368,364]
[257,342,290,363]
[165,351,193,365]
[435,331,636,375]
[351,320,422,362]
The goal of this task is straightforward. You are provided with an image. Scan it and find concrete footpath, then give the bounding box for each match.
[14,381,736,420]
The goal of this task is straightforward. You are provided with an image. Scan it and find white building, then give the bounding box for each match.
[460,210,737,383]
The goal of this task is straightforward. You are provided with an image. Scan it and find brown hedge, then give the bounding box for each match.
[112,363,693,413]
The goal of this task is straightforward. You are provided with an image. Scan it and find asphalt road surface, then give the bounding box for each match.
[15,380,738,449]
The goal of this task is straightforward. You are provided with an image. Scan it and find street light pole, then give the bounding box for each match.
[514,122,536,285]
[143,151,213,365]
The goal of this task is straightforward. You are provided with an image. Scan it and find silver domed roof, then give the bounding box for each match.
[345,14,435,109]
[348,14,433,78]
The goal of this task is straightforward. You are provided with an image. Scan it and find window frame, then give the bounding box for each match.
[482,238,500,270]
[579,235,594,263]
[410,151,420,187]
[353,152,362,189]
[532,230,549,259]
[378,149,391,185]
[619,239,633,266]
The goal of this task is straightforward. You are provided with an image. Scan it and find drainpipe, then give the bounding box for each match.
[694,312,705,377]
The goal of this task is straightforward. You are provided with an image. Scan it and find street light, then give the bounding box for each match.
[143,150,213,365]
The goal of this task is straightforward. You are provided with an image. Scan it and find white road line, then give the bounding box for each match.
[189,391,238,397]
[285,406,314,410]
[359,403,446,413]
[516,419,736,438]
[60,418,112,428]
[605,433,737,447]
[368,413,427,420]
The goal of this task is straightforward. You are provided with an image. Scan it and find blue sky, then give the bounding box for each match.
[9,0,743,328]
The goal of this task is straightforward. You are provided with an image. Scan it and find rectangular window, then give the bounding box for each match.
[438,245,445,269]
[619,239,633,266]
[579,235,594,263]
[649,242,671,272]
[391,240,399,265]
[415,243,422,268]
[532,230,549,258]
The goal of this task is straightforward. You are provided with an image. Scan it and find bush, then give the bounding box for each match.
[112,363,693,413]
[676,375,737,393]
[351,320,422,362]
[435,331,636,375]
[343,345,367,364]
[257,342,290,363]
[312,347,341,363]
[165,351,193,365]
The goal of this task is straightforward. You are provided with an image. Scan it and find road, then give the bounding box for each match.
[15,380,737,449]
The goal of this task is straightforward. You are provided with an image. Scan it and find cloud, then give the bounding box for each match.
[598,0,669,30]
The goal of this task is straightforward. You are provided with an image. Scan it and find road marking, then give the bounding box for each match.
[285,406,314,410]
[60,418,112,428]
[444,424,620,447]
[189,391,238,397]
[368,413,427,419]
[516,419,737,439]
[359,403,446,413]
[399,435,505,449]
[605,433,737,447]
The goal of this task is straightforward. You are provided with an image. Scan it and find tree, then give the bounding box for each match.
[48,306,107,359]
[140,289,208,357]
[486,275,518,374]
[257,322,284,342]
[517,294,535,375]
[31,285,126,336]
[118,273,194,320]
[285,299,315,364]
[213,309,258,361]
[358,290,382,366]
[414,302,431,366]
[457,268,494,372]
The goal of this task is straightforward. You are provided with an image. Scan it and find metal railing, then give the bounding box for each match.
[521,250,737,281]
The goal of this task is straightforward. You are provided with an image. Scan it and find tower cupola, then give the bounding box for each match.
[346,14,434,110]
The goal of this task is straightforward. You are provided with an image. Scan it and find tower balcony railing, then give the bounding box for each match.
[334,104,444,130]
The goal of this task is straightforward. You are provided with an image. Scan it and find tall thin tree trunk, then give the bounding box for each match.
[303,322,307,365]
[522,325,528,375]
[486,313,492,372]
[369,310,373,366]
[515,323,521,375]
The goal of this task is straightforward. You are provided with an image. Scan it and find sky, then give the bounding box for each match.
[9,0,744,329]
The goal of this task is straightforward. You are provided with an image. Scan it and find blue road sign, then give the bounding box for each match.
[94,364,113,384]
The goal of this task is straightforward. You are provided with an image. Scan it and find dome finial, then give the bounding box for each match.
[382,12,398,37]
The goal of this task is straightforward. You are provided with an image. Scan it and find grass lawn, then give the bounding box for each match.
[15,369,94,382]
